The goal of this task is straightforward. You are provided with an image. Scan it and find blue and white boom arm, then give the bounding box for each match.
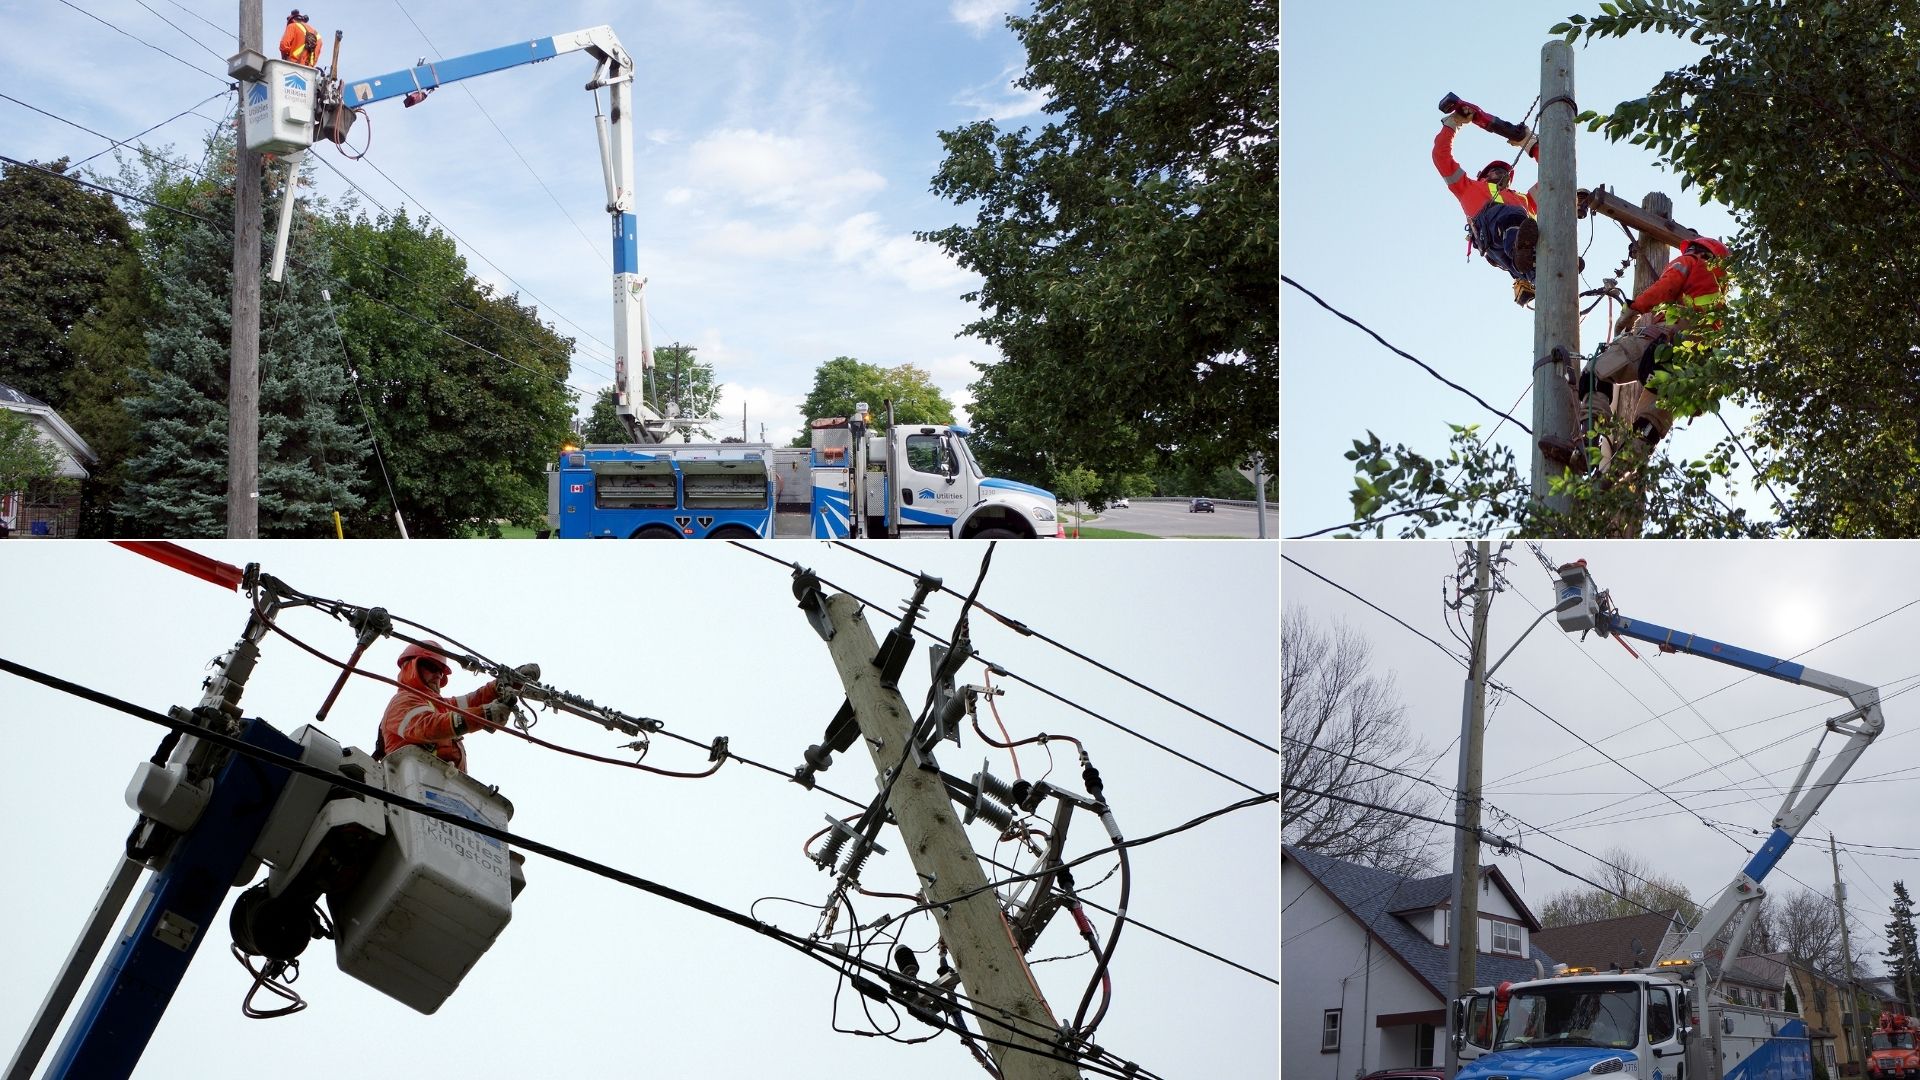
[1556,561,1884,965]
[344,27,668,442]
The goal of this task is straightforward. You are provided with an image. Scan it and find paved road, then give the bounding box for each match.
[1076,501,1272,539]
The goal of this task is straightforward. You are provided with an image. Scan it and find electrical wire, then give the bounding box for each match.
[830,542,1272,754]
[54,0,231,86]
[1282,273,1532,433]
[2,89,234,175]
[0,654,1159,1079]
[131,0,229,62]
[735,543,1269,797]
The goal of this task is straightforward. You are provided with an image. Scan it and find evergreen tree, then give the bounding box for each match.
[61,249,155,536]
[117,131,367,536]
[1887,881,1920,1009]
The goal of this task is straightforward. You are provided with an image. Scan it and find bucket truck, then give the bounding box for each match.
[241,26,677,445]
[1450,559,1884,1080]
[1870,1012,1920,1080]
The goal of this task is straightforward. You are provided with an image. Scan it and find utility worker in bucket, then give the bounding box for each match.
[1434,104,1541,304]
[377,640,540,775]
[279,10,322,67]
[1541,236,1730,472]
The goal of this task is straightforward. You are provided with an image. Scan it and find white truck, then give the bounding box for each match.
[771,403,1058,539]
[1451,559,1884,1080]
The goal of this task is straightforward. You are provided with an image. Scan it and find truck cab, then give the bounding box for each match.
[1455,972,1692,1080]
[799,411,1058,539]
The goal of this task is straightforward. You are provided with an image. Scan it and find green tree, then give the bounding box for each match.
[0,158,138,406]
[1547,1,1920,534]
[116,140,367,536]
[60,248,155,536]
[1051,464,1099,518]
[0,411,64,500]
[325,205,575,537]
[1887,881,1920,1009]
[792,356,955,445]
[923,0,1277,478]
[582,388,627,444]
[652,342,723,441]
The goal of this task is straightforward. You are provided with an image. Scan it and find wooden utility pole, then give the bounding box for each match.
[1834,833,1862,1073]
[1531,40,1580,518]
[818,592,1079,1080]
[228,0,262,538]
[1444,542,1492,1075]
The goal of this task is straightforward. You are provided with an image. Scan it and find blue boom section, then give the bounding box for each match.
[45,719,299,1080]
[614,213,639,274]
[1606,615,1808,683]
[1742,827,1795,883]
[346,37,563,106]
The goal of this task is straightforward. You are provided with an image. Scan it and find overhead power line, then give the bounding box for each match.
[0,652,1162,1080]
[1282,273,1531,434]
[54,0,230,86]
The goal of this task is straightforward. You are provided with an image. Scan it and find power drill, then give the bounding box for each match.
[1438,92,1529,143]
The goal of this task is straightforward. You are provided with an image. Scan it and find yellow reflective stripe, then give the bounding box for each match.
[1682,291,1722,307]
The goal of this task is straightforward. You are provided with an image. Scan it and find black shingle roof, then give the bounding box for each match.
[1285,844,1554,999]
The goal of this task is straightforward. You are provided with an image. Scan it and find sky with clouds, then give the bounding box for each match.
[1,539,1279,1078]
[3,0,1059,447]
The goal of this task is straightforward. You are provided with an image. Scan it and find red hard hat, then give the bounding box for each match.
[1684,236,1729,259]
[397,640,452,673]
[1477,160,1512,181]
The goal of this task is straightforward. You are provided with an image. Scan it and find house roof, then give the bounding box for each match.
[1725,951,1792,988]
[1530,910,1684,972]
[1284,844,1555,1002]
[0,381,97,468]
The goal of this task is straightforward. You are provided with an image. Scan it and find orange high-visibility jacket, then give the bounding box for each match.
[279,21,322,66]
[1432,126,1536,220]
[1627,251,1727,328]
[380,665,499,774]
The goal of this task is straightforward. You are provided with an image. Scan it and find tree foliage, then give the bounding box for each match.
[1550,0,1920,535]
[923,0,1277,479]
[116,143,367,536]
[325,206,574,537]
[1281,608,1441,878]
[581,388,627,444]
[791,356,955,445]
[0,410,64,497]
[1537,848,1700,930]
[1887,881,1920,1006]
[650,343,724,441]
[0,159,136,406]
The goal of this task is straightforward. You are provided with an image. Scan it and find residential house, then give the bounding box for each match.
[1785,956,1876,1077]
[1282,844,1555,1079]
[1531,909,1688,974]
[0,382,96,538]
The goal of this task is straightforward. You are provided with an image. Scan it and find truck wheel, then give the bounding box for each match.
[630,525,681,539]
[705,525,758,539]
[973,527,1020,539]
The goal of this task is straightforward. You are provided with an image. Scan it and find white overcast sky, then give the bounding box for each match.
[0,540,1277,1079]
[1283,540,1920,970]
[1282,4,1763,536]
[1,0,1060,446]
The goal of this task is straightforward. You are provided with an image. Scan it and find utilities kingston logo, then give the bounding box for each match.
[281,72,307,92]
[248,84,269,106]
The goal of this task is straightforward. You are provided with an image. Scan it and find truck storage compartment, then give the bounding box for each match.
[682,459,769,509]
[331,747,517,1014]
[591,459,676,508]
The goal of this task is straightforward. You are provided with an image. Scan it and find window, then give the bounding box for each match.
[905,434,949,475]
[1489,919,1524,956]
[1416,1023,1436,1067]
[1322,1009,1342,1053]
[1649,986,1677,1044]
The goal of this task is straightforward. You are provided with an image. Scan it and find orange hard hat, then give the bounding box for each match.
[1477,160,1512,181]
[1684,236,1729,259]
[397,640,452,675]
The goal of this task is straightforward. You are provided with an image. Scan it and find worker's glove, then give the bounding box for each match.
[1443,109,1472,129]
[1614,307,1640,336]
[480,700,516,731]
[493,662,541,694]
[1509,128,1537,152]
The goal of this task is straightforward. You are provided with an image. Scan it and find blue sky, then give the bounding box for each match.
[1282,2,1752,536]
[4,0,1054,446]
